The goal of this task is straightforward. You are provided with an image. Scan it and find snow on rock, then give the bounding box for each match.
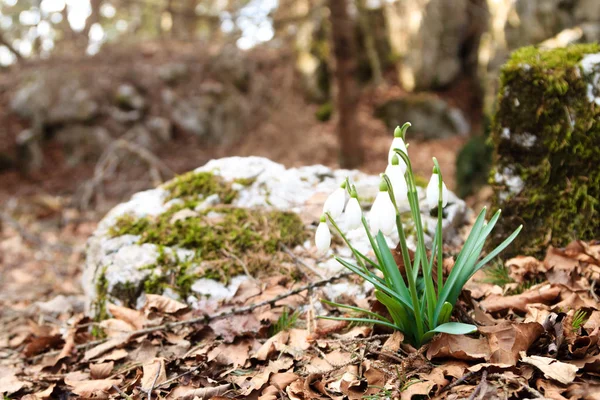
[83,156,470,316]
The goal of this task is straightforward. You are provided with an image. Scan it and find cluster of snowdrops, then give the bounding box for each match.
[314,123,522,347]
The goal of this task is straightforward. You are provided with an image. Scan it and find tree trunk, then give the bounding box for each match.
[356,0,383,86]
[329,0,363,168]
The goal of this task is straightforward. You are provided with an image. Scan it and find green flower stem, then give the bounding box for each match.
[394,149,436,328]
[433,158,444,297]
[325,212,367,270]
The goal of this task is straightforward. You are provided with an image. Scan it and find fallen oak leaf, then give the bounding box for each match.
[427,333,490,361]
[107,303,145,330]
[90,361,115,379]
[166,383,231,399]
[480,284,560,313]
[84,334,130,361]
[23,335,64,357]
[479,322,544,365]
[520,352,578,385]
[143,294,188,314]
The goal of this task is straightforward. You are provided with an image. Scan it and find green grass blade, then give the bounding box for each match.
[320,299,392,323]
[317,315,400,331]
[473,225,523,273]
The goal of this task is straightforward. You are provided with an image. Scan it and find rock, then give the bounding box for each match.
[383,0,484,90]
[376,94,470,139]
[11,77,98,125]
[115,84,145,110]
[83,156,470,317]
[146,116,172,142]
[489,44,600,256]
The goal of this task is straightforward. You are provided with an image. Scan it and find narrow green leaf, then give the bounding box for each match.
[320,299,392,323]
[317,315,400,331]
[473,225,523,273]
[438,302,453,325]
[375,232,411,301]
[375,290,410,332]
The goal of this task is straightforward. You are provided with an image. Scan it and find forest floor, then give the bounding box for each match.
[6,51,600,399]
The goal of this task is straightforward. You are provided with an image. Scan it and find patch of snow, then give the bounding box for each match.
[501,128,511,140]
[515,132,537,148]
[514,98,520,107]
[190,275,249,302]
[494,167,524,200]
[580,53,600,105]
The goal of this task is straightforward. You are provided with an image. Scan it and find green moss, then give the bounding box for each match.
[315,102,333,122]
[233,176,257,186]
[164,171,238,203]
[110,206,308,287]
[489,44,600,256]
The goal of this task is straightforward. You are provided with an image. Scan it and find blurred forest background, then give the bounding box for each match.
[0,0,599,212]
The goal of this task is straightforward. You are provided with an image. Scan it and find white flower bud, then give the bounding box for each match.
[344,197,362,230]
[370,190,396,235]
[385,163,408,206]
[426,173,448,209]
[315,218,331,253]
[388,137,408,170]
[323,187,347,218]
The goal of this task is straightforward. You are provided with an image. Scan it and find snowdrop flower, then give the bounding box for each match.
[388,125,408,171]
[385,155,408,206]
[315,214,331,253]
[426,168,448,209]
[323,181,347,218]
[370,180,396,235]
[344,189,362,230]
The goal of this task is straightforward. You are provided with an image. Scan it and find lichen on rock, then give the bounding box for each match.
[490,44,600,256]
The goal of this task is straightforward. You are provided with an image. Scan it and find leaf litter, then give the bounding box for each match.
[2,202,600,399]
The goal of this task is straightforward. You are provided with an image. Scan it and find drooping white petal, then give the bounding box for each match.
[370,191,396,235]
[388,137,408,170]
[323,187,346,218]
[344,197,362,230]
[426,173,449,209]
[315,222,331,253]
[385,164,408,206]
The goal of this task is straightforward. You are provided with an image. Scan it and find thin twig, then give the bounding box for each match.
[221,248,254,280]
[467,370,487,400]
[112,384,133,400]
[442,370,478,392]
[147,360,162,400]
[155,363,205,389]
[280,244,326,279]
[30,271,353,362]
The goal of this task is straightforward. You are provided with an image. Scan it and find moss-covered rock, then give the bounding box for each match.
[490,44,600,256]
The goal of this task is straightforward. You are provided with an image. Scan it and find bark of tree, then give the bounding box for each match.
[329,0,363,168]
[356,0,383,86]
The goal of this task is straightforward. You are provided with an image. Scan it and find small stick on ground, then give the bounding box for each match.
[147,360,162,400]
[280,244,326,279]
[467,370,487,400]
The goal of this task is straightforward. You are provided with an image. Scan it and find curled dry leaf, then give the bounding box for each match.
[107,303,145,330]
[207,338,257,368]
[427,334,490,361]
[90,361,114,379]
[253,331,289,361]
[520,352,578,385]
[506,256,545,283]
[480,285,561,313]
[479,322,544,365]
[143,294,188,314]
[23,335,64,357]
[84,334,130,361]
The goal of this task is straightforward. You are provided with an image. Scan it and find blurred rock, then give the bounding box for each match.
[115,84,145,110]
[376,94,469,139]
[158,62,189,85]
[146,116,172,142]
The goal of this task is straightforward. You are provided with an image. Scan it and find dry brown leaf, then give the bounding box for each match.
[253,331,290,361]
[427,334,490,361]
[479,322,544,365]
[84,334,130,361]
[209,313,262,343]
[207,338,256,368]
[23,335,64,357]
[65,378,122,397]
[240,356,294,395]
[287,328,311,352]
[270,372,300,390]
[0,371,29,395]
[95,348,128,363]
[100,318,137,336]
[140,358,167,391]
[167,383,231,399]
[480,284,561,313]
[32,384,55,399]
[143,294,188,314]
[90,361,114,379]
[520,352,578,385]
[382,331,404,353]
[107,303,145,330]
[506,256,545,283]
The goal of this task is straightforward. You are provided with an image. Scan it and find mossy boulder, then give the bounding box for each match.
[490,44,600,256]
[83,157,469,319]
